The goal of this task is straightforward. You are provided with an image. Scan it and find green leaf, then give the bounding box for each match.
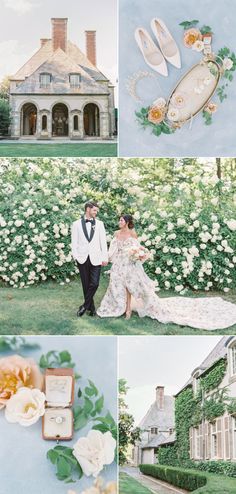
[47,449,58,464]
[39,354,48,369]
[88,380,99,396]
[95,395,104,414]
[84,396,94,415]
[179,20,199,30]
[77,388,82,398]
[59,350,71,363]
[57,457,72,480]
[152,125,162,137]
[200,25,213,35]
[74,412,89,431]
[92,423,109,433]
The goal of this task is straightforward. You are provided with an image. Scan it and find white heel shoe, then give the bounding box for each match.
[151,18,181,69]
[135,27,168,76]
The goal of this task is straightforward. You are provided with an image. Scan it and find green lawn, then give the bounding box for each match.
[0,143,117,157]
[119,473,153,494]
[194,471,236,493]
[0,278,236,335]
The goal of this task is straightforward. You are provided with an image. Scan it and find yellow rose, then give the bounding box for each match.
[148,105,165,124]
[183,28,202,48]
[0,354,43,408]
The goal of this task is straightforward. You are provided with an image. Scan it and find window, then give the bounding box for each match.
[40,73,51,88]
[231,345,236,375]
[150,427,158,435]
[233,417,236,459]
[211,423,217,459]
[69,73,81,88]
[73,115,79,131]
[42,115,47,131]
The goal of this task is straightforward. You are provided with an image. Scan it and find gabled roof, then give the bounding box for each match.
[139,395,174,430]
[11,39,109,83]
[142,433,167,449]
[175,336,234,396]
[12,48,109,95]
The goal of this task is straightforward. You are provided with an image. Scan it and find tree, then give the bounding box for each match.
[119,378,141,465]
[0,76,10,100]
[0,99,11,135]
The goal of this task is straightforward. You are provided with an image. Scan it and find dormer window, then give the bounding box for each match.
[40,73,52,88]
[69,73,81,88]
[151,427,158,435]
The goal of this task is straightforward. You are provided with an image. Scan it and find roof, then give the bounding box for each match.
[10,39,110,91]
[142,433,167,449]
[159,432,176,446]
[12,48,109,95]
[139,395,174,430]
[175,336,233,396]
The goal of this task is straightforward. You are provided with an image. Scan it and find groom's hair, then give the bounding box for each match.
[85,201,99,211]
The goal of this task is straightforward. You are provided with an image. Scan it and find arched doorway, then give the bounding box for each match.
[83,103,100,137]
[21,103,37,136]
[52,103,69,136]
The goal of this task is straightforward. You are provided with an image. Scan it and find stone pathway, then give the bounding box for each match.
[121,467,188,494]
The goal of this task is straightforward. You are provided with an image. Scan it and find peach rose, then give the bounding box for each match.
[204,101,218,114]
[183,28,202,48]
[0,354,43,409]
[148,105,166,124]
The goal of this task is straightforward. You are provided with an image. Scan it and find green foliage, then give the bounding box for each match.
[202,110,212,126]
[175,387,196,460]
[73,379,106,431]
[217,85,227,102]
[202,398,225,422]
[0,335,40,353]
[119,378,140,465]
[135,108,175,137]
[47,445,82,483]
[0,98,11,134]
[0,76,10,100]
[139,464,207,491]
[227,398,236,415]
[179,20,199,30]
[158,445,178,466]
[199,358,227,393]
[196,460,236,477]
[200,25,213,35]
[39,350,76,370]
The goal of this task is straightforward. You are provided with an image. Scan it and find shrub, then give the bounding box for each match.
[196,460,236,478]
[139,464,207,491]
[0,98,11,135]
[158,445,178,466]
[0,158,236,289]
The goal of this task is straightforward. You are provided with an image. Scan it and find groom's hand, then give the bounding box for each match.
[102,261,108,266]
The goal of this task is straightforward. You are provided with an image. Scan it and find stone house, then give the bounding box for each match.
[9,18,115,140]
[176,336,236,462]
[133,386,175,466]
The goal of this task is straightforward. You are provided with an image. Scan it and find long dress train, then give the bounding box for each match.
[96,237,236,330]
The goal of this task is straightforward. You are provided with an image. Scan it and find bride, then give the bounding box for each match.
[97,214,236,330]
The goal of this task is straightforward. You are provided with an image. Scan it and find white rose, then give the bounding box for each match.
[5,387,45,427]
[175,285,184,292]
[73,430,116,478]
[177,218,185,227]
[153,97,166,108]
[223,57,233,70]
[167,108,179,121]
[192,40,204,52]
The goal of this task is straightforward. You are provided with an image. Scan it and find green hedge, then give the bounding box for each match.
[139,464,207,491]
[196,460,236,478]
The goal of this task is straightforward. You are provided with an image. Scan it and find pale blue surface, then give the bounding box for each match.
[119,0,236,157]
[0,336,117,494]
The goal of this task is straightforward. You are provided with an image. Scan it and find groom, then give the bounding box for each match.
[71,201,108,317]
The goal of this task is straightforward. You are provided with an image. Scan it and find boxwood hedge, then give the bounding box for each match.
[139,464,207,491]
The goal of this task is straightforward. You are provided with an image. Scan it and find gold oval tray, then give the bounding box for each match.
[166,59,221,127]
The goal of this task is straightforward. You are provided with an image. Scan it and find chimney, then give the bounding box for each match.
[51,18,68,52]
[156,386,164,410]
[40,38,50,47]
[85,30,97,66]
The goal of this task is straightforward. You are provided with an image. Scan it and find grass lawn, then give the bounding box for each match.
[119,473,153,494]
[194,471,236,493]
[0,277,236,335]
[0,143,117,157]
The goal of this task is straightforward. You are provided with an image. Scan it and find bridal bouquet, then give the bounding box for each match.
[0,337,117,487]
[128,246,150,263]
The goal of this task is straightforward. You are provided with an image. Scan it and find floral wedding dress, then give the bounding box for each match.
[97,237,236,330]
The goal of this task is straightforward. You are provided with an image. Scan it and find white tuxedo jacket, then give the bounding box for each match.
[71,218,108,265]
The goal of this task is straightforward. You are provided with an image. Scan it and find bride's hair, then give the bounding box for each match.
[121,214,134,229]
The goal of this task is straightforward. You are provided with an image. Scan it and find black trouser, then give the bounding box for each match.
[77,257,101,311]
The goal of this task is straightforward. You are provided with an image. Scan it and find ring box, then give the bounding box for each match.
[42,368,74,441]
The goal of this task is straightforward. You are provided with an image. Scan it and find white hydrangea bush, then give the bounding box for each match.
[0,158,235,293]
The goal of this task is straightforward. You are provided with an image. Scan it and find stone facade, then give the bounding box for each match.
[187,336,236,462]
[133,386,175,466]
[9,18,115,140]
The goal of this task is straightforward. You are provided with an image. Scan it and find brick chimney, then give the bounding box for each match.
[51,18,68,52]
[156,386,164,410]
[85,30,97,66]
[40,38,50,47]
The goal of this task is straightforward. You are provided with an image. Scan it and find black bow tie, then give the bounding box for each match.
[85,219,92,223]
